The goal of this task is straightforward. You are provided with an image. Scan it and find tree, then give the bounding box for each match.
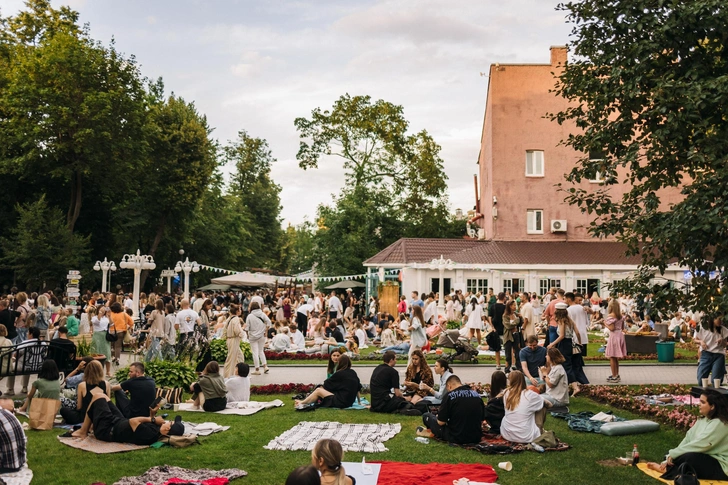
[1,196,89,290]
[0,1,147,231]
[552,0,728,315]
[224,131,283,268]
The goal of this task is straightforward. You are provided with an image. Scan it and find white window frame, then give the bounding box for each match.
[576,279,588,295]
[550,279,562,290]
[527,209,544,234]
[466,278,489,294]
[503,279,512,294]
[588,152,604,183]
[525,150,545,177]
[539,279,550,296]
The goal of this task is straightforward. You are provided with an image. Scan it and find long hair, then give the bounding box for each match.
[555,309,576,334]
[336,354,352,372]
[412,305,425,325]
[505,370,526,411]
[83,360,104,385]
[490,370,507,398]
[607,298,621,319]
[312,439,346,485]
[504,300,516,317]
[470,297,477,311]
[547,347,565,365]
[327,348,343,375]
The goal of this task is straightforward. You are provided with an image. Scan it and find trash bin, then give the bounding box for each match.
[656,341,675,363]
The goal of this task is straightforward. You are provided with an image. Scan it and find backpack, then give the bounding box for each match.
[23,307,37,328]
[159,434,199,448]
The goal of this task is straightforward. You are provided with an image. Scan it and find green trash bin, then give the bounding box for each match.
[656,341,675,363]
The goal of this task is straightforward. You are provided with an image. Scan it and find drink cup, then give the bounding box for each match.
[702,378,710,387]
[715,378,722,388]
[173,403,181,411]
[419,382,426,390]
[498,462,512,471]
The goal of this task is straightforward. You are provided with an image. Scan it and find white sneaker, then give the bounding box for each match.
[251,370,261,375]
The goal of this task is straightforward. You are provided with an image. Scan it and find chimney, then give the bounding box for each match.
[550,46,567,67]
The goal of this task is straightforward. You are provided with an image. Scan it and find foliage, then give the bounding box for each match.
[551,0,728,315]
[208,338,253,362]
[264,351,330,360]
[446,320,462,330]
[75,336,92,357]
[278,221,316,275]
[250,383,315,395]
[0,196,90,290]
[115,360,197,389]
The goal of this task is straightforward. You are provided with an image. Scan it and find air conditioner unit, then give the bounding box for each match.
[550,220,567,233]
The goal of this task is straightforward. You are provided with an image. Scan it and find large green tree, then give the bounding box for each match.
[552,0,728,315]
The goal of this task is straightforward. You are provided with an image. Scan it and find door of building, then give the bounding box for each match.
[378,281,400,316]
[431,278,452,295]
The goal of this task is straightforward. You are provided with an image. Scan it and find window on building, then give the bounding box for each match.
[588,150,605,183]
[525,150,544,177]
[527,209,544,234]
[466,278,489,294]
[503,279,512,294]
[550,279,562,289]
[539,279,549,296]
[576,279,588,295]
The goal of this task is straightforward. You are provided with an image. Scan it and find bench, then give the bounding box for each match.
[0,340,77,377]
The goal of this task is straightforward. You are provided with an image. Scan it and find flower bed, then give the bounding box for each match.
[251,383,316,395]
[584,384,699,430]
[264,351,330,360]
[583,353,691,361]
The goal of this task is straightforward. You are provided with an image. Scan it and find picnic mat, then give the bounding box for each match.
[551,411,625,433]
[113,465,247,485]
[346,397,371,410]
[264,421,401,452]
[181,421,230,436]
[637,462,728,485]
[0,465,33,485]
[370,461,498,485]
[177,399,284,416]
[57,435,148,454]
[440,423,570,455]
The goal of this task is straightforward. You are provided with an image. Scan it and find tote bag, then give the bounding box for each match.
[29,397,61,430]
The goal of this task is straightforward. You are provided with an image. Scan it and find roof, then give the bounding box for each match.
[363,238,643,266]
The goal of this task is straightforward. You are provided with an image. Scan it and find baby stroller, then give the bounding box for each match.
[437,330,479,364]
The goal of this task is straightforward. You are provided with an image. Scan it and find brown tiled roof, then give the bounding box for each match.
[363,238,643,266]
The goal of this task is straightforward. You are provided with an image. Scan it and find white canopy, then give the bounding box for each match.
[210,272,278,288]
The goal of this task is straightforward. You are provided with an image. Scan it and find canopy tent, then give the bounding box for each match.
[196,284,231,291]
[324,280,366,290]
[211,272,278,288]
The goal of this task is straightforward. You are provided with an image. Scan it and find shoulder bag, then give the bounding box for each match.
[673,462,699,485]
[106,319,118,342]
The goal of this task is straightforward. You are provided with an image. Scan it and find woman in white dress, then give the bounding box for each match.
[465,297,484,345]
[500,370,551,444]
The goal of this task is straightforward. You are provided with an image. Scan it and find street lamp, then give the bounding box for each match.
[93,258,116,293]
[429,255,455,315]
[160,268,177,294]
[119,250,156,321]
[174,257,200,301]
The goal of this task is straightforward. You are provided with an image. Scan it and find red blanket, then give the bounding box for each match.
[370,461,498,485]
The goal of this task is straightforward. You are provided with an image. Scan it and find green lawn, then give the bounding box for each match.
[27,394,683,485]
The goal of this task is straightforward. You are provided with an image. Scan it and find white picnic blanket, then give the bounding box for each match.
[177,399,284,416]
[264,421,401,453]
[182,421,230,436]
[0,465,33,485]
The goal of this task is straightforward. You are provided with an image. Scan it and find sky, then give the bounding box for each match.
[1,0,573,226]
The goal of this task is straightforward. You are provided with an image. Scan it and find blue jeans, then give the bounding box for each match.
[697,350,726,385]
[381,343,410,354]
[548,326,559,345]
[13,328,27,345]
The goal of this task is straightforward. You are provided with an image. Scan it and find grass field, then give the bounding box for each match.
[26,393,683,485]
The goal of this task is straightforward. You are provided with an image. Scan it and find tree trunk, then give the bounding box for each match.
[139,215,167,290]
[67,170,83,232]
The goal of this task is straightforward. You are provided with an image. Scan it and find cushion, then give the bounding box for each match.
[155,387,184,404]
[598,419,660,436]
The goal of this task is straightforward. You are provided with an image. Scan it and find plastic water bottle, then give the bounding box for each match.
[530,443,545,453]
[415,437,430,444]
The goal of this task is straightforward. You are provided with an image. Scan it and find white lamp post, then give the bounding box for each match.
[160,268,177,294]
[174,257,200,301]
[429,255,455,315]
[93,258,116,293]
[119,250,156,321]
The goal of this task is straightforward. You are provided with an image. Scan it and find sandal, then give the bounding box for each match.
[60,431,75,438]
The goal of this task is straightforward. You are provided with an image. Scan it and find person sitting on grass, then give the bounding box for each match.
[295,355,361,409]
[189,361,227,412]
[285,465,320,485]
[539,348,569,407]
[110,362,156,418]
[326,348,344,379]
[225,362,250,403]
[271,326,292,353]
[16,359,60,413]
[402,350,434,406]
[519,335,547,386]
[420,359,454,405]
[421,374,484,444]
[0,398,25,473]
[60,360,109,424]
[70,386,184,444]
[311,438,355,485]
[369,351,420,416]
[483,370,507,434]
[499,370,551,444]
[647,390,728,481]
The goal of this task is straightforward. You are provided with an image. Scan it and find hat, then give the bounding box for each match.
[169,415,185,436]
[555,302,568,310]
[346,288,352,292]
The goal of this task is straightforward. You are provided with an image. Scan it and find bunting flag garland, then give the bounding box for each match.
[293,269,400,283]
[198,264,240,275]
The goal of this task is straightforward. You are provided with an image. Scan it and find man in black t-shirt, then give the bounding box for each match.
[422,375,484,444]
[369,351,421,416]
[327,321,345,343]
[110,362,156,418]
[488,292,506,369]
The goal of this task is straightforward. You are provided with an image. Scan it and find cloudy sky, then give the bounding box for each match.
[2,0,572,225]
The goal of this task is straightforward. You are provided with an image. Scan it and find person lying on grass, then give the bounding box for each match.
[295,355,361,409]
[647,390,728,481]
[70,386,184,445]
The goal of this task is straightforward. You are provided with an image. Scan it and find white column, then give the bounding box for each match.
[183,270,191,301]
[100,268,108,293]
[132,267,141,321]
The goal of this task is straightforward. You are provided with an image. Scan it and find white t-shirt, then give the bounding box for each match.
[500,389,545,444]
[192,298,205,313]
[695,325,728,354]
[355,328,368,349]
[175,309,200,333]
[271,332,291,352]
[251,295,265,308]
[545,364,569,405]
[423,301,438,324]
[225,376,250,402]
[520,302,535,336]
[328,296,343,316]
[567,304,589,344]
[92,316,109,332]
[290,330,306,349]
[297,304,314,315]
[314,296,323,312]
[124,298,134,310]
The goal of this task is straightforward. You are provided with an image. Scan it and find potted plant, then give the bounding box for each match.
[75,336,107,366]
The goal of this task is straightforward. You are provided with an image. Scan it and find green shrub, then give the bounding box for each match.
[209,338,252,362]
[115,360,197,389]
[446,320,462,330]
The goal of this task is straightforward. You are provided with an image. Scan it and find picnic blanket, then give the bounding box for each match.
[636,462,728,485]
[436,421,569,455]
[551,411,625,433]
[346,397,371,410]
[113,465,247,485]
[0,465,33,485]
[264,421,401,452]
[370,461,498,485]
[177,399,284,416]
[635,394,701,406]
[57,435,148,454]
[181,421,230,436]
